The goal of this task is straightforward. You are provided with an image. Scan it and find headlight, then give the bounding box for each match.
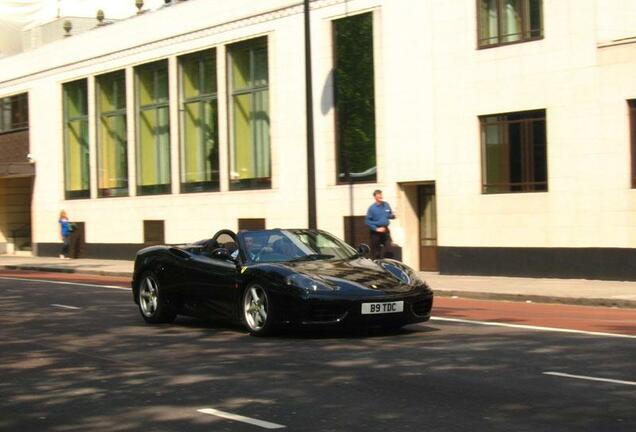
[381,262,417,285]
[286,274,336,292]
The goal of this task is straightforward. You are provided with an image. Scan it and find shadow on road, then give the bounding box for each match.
[1,283,635,432]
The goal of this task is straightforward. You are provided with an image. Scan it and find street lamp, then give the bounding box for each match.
[304,0,317,229]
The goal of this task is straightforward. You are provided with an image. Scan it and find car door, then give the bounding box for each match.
[160,247,191,304]
[182,251,238,320]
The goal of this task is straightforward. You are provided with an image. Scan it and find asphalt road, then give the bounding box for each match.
[1,275,635,432]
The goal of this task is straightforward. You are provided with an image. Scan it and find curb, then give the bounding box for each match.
[435,290,636,309]
[0,264,132,279]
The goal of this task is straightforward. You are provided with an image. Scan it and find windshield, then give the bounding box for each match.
[238,229,358,263]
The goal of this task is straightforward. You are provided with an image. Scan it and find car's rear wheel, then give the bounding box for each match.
[138,272,176,324]
[242,283,274,336]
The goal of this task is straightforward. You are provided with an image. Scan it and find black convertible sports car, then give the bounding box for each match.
[131,228,434,336]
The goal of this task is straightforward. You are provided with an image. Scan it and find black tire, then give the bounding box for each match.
[137,271,176,324]
[241,283,276,336]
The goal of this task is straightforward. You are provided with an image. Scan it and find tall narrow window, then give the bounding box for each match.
[63,79,90,199]
[0,93,28,133]
[136,60,171,195]
[629,100,636,188]
[478,0,543,48]
[228,37,270,190]
[480,109,547,193]
[334,12,376,183]
[179,49,219,193]
[97,70,128,197]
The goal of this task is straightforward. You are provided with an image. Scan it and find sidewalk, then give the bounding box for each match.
[1,255,635,308]
[420,272,636,308]
[0,255,133,277]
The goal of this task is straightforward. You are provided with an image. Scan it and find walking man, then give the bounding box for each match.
[365,189,396,259]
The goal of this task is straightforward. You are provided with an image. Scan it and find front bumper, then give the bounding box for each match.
[282,291,434,327]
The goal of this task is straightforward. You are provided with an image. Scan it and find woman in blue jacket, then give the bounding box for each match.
[59,210,71,259]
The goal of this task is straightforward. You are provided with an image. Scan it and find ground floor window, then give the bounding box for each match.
[63,79,90,199]
[97,70,128,197]
[333,12,376,184]
[227,37,271,190]
[136,60,171,195]
[180,50,219,193]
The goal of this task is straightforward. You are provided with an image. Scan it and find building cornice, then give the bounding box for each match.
[0,0,348,88]
[598,36,636,49]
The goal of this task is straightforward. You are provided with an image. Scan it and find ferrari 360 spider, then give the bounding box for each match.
[131,228,434,336]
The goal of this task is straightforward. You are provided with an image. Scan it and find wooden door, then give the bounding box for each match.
[144,220,165,246]
[418,184,438,271]
[69,222,85,259]
[238,218,266,231]
[343,216,371,248]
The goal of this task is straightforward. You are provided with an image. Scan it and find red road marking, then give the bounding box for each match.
[434,297,636,336]
[0,270,130,288]
[3,270,635,336]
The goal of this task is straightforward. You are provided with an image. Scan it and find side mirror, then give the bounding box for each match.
[211,247,234,261]
[357,243,370,257]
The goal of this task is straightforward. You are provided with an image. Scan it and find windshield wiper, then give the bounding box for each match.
[289,253,334,262]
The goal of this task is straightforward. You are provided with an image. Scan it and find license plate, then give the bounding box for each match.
[361,301,404,315]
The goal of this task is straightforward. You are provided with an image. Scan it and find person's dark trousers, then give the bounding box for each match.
[61,235,70,256]
[370,228,392,259]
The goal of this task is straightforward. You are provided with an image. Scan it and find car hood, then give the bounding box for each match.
[281,257,420,295]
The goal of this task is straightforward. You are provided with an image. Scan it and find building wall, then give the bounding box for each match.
[315,0,636,277]
[16,0,311,255]
[1,0,636,278]
[596,0,636,43]
[425,0,636,278]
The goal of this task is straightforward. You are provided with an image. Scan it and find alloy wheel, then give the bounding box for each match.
[139,276,159,318]
[244,285,268,331]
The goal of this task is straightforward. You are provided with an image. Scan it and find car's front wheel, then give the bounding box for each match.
[137,272,176,324]
[242,283,274,336]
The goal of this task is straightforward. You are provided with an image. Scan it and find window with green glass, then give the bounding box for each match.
[228,37,270,190]
[179,50,219,193]
[136,60,171,195]
[478,0,543,48]
[63,79,90,199]
[97,70,128,197]
[334,12,376,183]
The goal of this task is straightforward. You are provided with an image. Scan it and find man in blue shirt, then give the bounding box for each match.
[365,189,395,259]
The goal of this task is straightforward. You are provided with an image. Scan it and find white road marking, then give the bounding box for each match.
[543,372,636,386]
[430,316,636,339]
[0,276,129,291]
[3,276,635,341]
[51,304,80,310]
[197,408,285,429]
